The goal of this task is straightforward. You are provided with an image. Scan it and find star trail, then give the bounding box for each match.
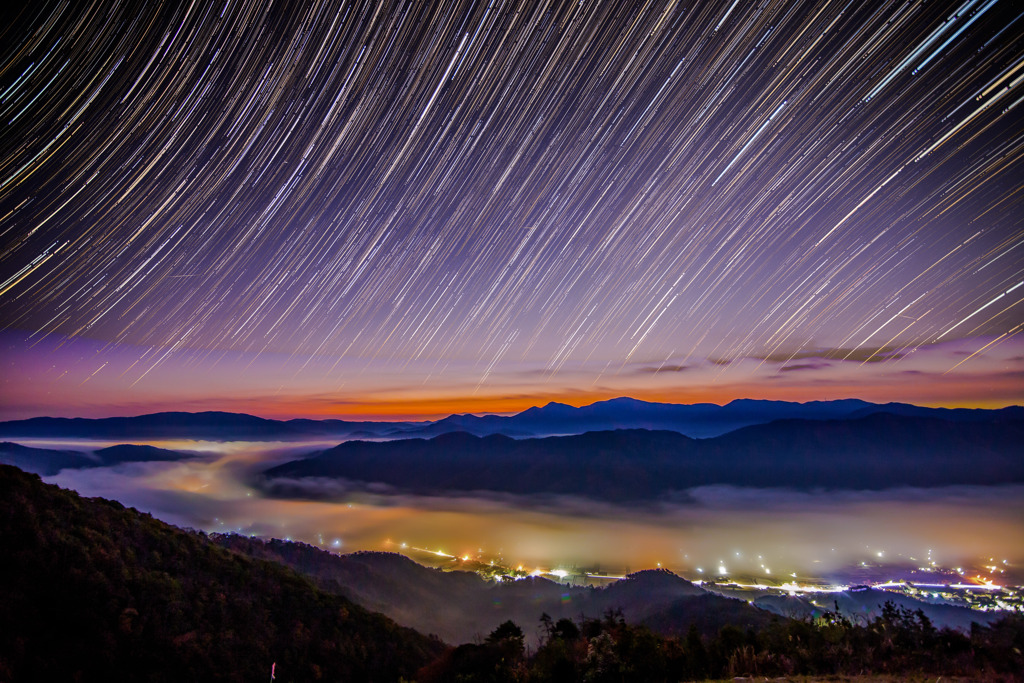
[1,0,1022,418]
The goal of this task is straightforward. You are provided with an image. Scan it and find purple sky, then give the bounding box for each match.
[1,0,1021,419]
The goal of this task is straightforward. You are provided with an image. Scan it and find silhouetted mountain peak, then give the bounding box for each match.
[430,430,481,445]
[92,444,189,463]
[611,568,705,596]
[724,398,780,407]
[602,396,646,404]
[432,413,487,426]
[515,401,572,415]
[593,396,654,408]
[624,567,691,582]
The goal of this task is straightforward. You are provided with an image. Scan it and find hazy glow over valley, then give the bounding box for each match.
[31,438,1023,585]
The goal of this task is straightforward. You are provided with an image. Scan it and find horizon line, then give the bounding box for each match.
[3,394,1022,424]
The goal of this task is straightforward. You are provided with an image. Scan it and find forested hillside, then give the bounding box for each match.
[0,465,443,682]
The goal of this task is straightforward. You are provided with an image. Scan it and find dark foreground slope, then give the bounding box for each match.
[210,540,1024,682]
[0,465,443,683]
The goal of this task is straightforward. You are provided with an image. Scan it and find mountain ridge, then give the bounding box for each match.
[3,397,1021,441]
[0,441,196,476]
[263,412,1024,501]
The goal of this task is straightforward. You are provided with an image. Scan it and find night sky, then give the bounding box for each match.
[2,0,1022,419]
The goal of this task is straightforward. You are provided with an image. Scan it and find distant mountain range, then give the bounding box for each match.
[3,397,1021,441]
[413,396,887,438]
[5,399,1021,492]
[263,413,1024,501]
[0,411,420,441]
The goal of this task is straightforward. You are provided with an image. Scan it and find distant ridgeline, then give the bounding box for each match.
[3,397,1021,441]
[2,464,1022,682]
[0,441,193,476]
[262,412,1024,501]
[4,399,1021,499]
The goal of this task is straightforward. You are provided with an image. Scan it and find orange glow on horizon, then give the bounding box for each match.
[3,330,1021,422]
[172,375,1023,421]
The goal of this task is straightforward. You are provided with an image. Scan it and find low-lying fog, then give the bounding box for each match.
[30,438,1024,584]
